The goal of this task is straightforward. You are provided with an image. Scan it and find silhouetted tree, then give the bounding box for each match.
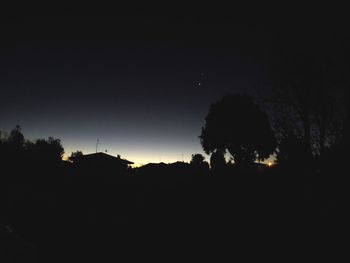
[9,125,25,147]
[69,150,83,162]
[0,125,26,161]
[268,27,348,165]
[200,94,276,168]
[209,150,226,172]
[33,137,64,162]
[190,154,205,165]
[190,153,209,174]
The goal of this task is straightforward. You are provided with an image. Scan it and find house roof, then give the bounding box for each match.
[75,152,134,164]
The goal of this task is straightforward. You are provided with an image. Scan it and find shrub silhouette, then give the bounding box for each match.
[68,150,83,162]
[200,93,276,167]
[32,137,64,162]
[190,153,209,174]
[190,154,205,165]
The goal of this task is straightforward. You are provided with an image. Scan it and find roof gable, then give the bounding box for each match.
[75,152,133,164]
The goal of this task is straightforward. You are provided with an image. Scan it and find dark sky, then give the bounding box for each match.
[1,15,339,164]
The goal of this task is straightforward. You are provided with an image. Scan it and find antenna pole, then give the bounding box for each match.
[96,139,99,153]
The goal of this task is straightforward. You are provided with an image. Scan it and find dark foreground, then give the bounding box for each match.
[1,162,347,262]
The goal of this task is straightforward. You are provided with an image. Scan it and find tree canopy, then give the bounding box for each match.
[69,150,83,162]
[0,126,65,163]
[268,26,349,162]
[190,154,205,165]
[200,93,276,166]
[33,137,65,161]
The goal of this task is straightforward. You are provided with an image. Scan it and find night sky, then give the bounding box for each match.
[0,15,316,164]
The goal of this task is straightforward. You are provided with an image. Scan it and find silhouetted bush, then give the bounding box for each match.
[32,137,64,162]
[190,153,209,175]
[68,150,83,162]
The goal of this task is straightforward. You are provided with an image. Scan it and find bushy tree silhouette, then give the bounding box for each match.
[269,29,349,164]
[190,153,209,173]
[68,150,83,162]
[0,125,26,160]
[190,154,205,165]
[8,125,25,148]
[200,94,276,167]
[33,137,64,161]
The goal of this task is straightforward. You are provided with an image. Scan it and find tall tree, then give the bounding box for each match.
[268,25,348,162]
[8,125,25,151]
[200,94,276,167]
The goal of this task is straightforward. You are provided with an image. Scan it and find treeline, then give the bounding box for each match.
[199,33,350,175]
[0,125,64,165]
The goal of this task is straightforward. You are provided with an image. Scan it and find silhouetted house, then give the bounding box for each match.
[136,162,168,174]
[136,162,193,183]
[136,162,191,175]
[72,152,133,174]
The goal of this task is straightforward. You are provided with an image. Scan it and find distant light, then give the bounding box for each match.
[267,162,273,167]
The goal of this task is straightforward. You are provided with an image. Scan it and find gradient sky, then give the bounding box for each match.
[0,15,281,165]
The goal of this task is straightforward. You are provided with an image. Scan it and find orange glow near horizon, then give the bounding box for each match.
[62,151,193,166]
[62,149,275,167]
